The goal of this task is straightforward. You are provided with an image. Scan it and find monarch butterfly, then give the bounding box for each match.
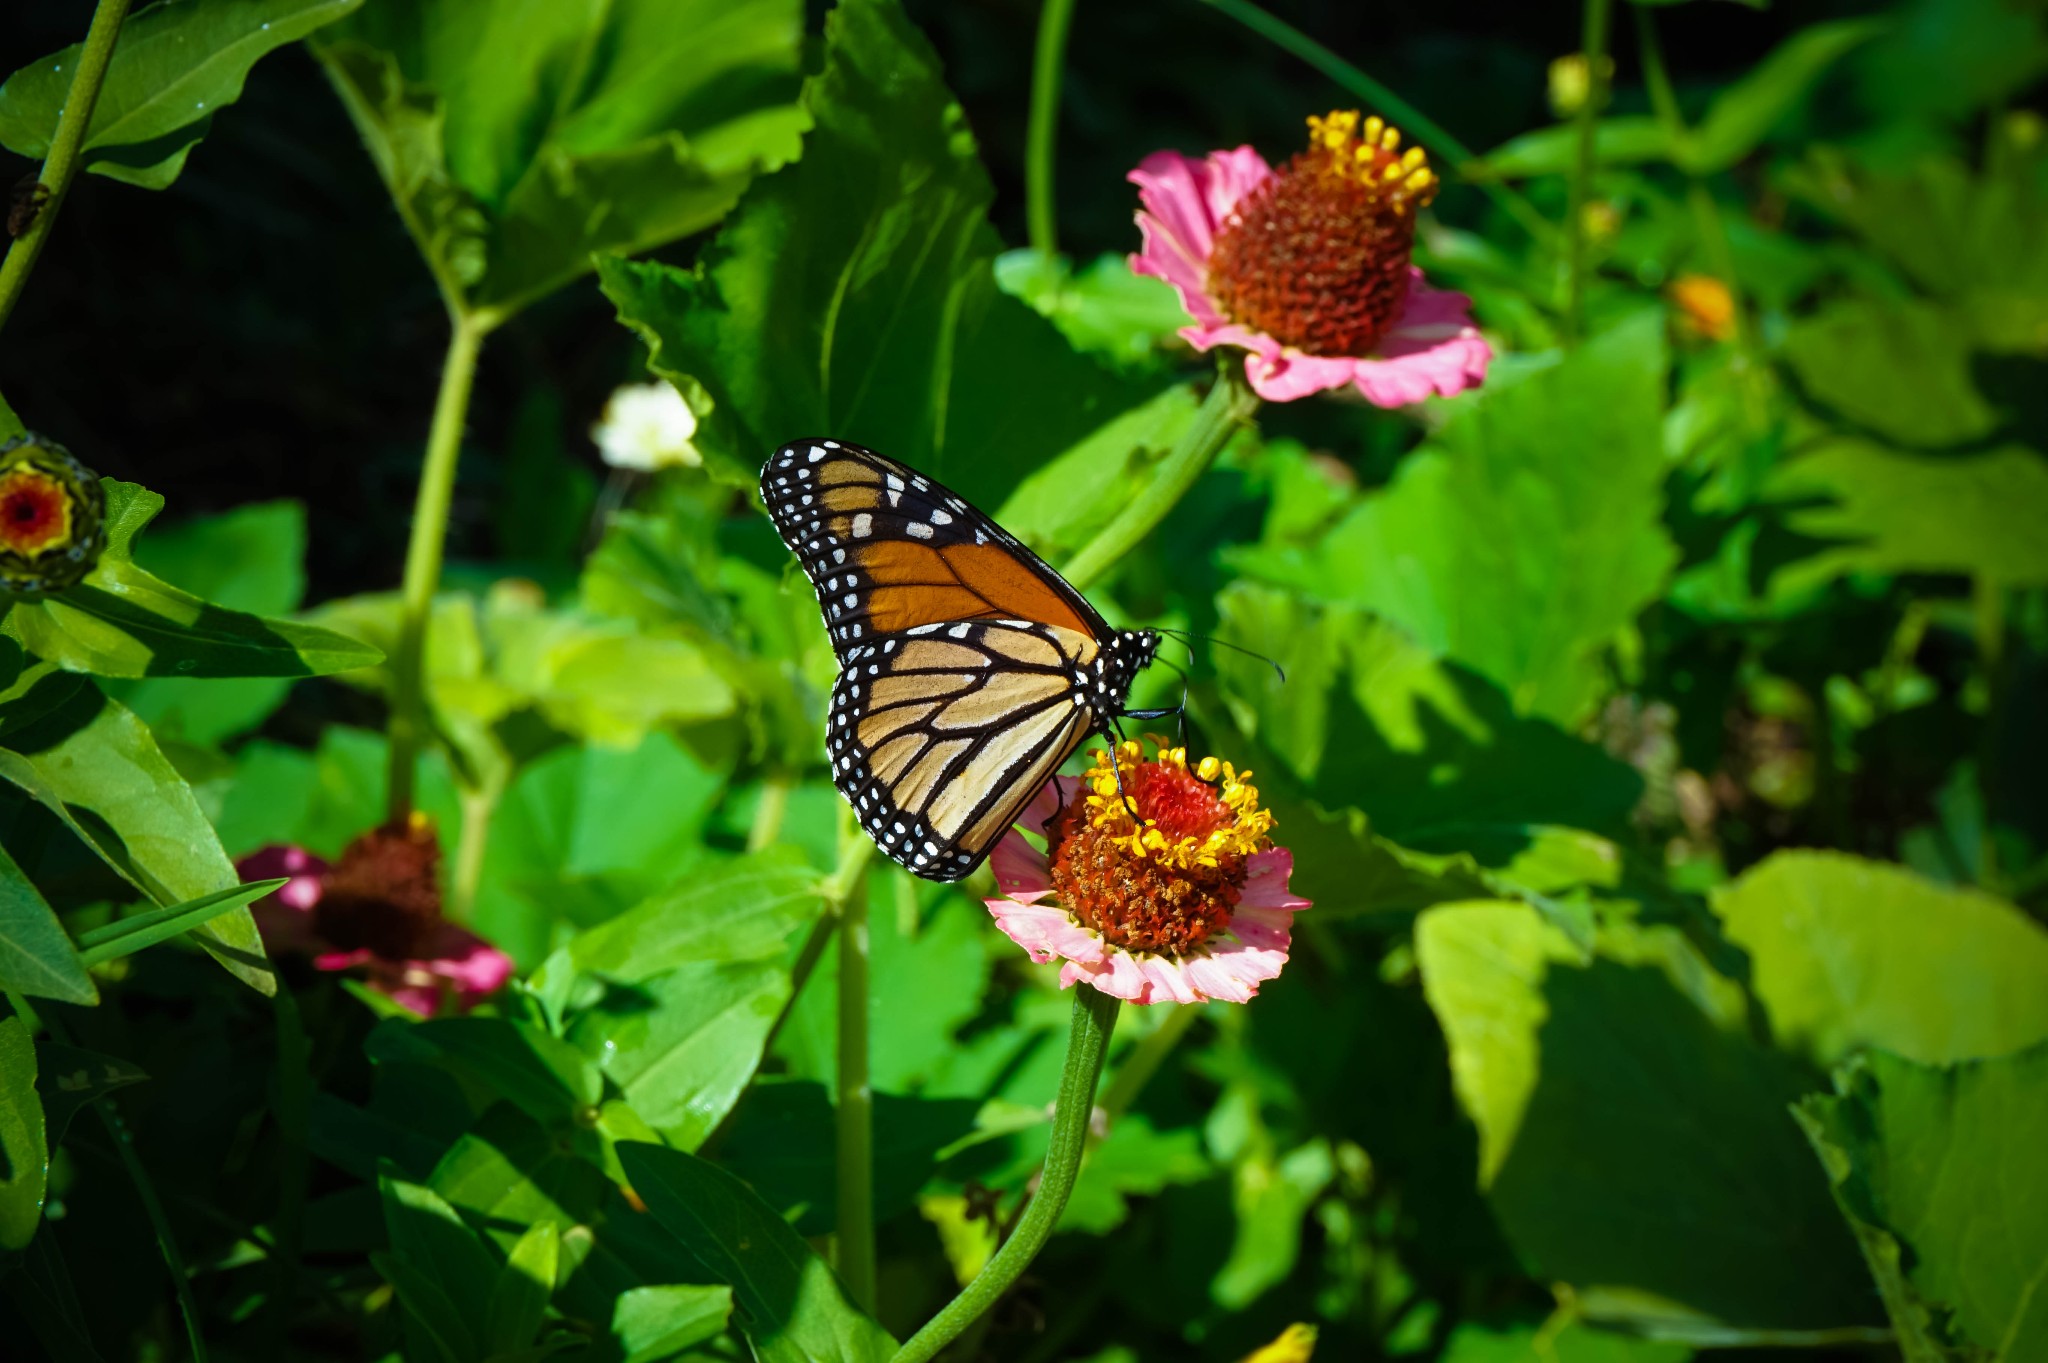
[761,439,1162,882]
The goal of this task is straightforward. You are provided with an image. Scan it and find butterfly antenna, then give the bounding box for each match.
[1155,628,1287,684]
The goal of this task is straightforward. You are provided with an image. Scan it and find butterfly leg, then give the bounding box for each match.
[1102,719,1147,826]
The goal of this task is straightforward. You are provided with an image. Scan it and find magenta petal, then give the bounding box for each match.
[1130,147,1272,335]
[418,923,517,1005]
[989,895,1106,966]
[991,831,1053,905]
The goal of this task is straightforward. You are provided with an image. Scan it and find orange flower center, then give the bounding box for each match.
[1046,740,1275,957]
[1207,111,1437,358]
[0,467,72,557]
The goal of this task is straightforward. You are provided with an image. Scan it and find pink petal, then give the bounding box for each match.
[1129,147,1273,335]
[1240,848,1311,913]
[1352,272,1493,406]
[312,947,376,972]
[988,896,1107,966]
[417,923,517,1004]
[1243,349,1371,403]
[991,831,1053,905]
[1228,906,1294,952]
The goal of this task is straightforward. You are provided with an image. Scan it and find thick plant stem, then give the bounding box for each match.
[1562,0,1615,345]
[0,0,133,338]
[831,819,876,1311]
[1026,0,1080,257]
[1061,368,1258,591]
[1197,0,1554,247]
[387,314,487,820]
[892,986,1120,1363]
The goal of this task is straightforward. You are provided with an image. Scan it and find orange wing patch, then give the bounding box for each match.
[853,539,1091,635]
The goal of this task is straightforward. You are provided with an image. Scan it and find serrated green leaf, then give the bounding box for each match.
[0,1016,48,1250]
[314,0,805,317]
[568,847,822,982]
[1781,299,1998,450]
[1714,850,2048,1067]
[1233,314,1675,723]
[1681,19,1886,174]
[1797,1044,2048,1361]
[618,1141,896,1363]
[0,0,365,189]
[1765,439,2048,593]
[0,839,94,1005]
[1416,901,1879,1336]
[597,0,1158,503]
[0,660,272,995]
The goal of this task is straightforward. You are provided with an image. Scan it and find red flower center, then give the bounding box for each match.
[314,814,444,960]
[1207,111,1438,358]
[0,468,72,556]
[1048,758,1249,956]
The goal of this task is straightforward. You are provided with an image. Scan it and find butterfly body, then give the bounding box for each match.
[762,439,1160,881]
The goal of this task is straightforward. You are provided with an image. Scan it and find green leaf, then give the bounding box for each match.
[1474,117,1669,180]
[716,1081,982,1235]
[1416,901,1880,1336]
[314,0,806,316]
[367,1018,601,1128]
[33,1042,145,1150]
[567,847,823,982]
[0,1016,48,1250]
[572,962,788,1151]
[4,483,381,680]
[1765,439,2048,593]
[1208,1139,1330,1308]
[1781,299,1999,450]
[429,1104,608,1240]
[379,1173,499,1362]
[1233,314,1675,722]
[0,391,22,442]
[484,1219,559,1359]
[0,838,95,1005]
[612,1284,734,1363]
[1681,19,1886,174]
[0,1229,108,1363]
[0,0,365,189]
[1714,850,2048,1068]
[108,500,307,744]
[1797,1044,2048,1361]
[0,660,272,995]
[992,249,1189,371]
[73,876,286,968]
[1441,1321,1692,1362]
[995,384,1201,560]
[617,1141,897,1363]
[597,0,1158,505]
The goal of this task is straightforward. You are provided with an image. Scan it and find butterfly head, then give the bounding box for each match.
[1096,629,1161,715]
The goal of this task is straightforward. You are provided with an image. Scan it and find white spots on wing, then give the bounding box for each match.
[886,474,905,490]
[833,547,846,563]
[948,623,972,639]
[809,446,827,462]
[906,521,934,540]
[929,509,953,526]
[851,512,873,538]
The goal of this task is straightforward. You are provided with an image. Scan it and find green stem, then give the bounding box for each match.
[1196,0,1554,247]
[747,777,793,852]
[449,780,498,923]
[1061,367,1258,591]
[1562,0,1616,345]
[831,816,876,1312]
[0,0,133,339]
[1026,0,1081,257]
[98,1099,209,1363]
[891,986,1120,1363]
[266,987,310,1362]
[387,314,488,820]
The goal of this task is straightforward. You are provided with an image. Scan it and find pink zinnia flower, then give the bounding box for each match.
[239,815,513,1017]
[985,739,1310,1005]
[1130,110,1491,405]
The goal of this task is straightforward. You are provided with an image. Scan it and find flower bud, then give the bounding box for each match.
[0,434,107,596]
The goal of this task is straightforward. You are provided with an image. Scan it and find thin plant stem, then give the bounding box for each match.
[1061,366,1258,591]
[449,779,499,923]
[98,1100,210,1362]
[747,777,793,852]
[387,314,488,820]
[833,817,876,1312]
[1196,0,1555,247]
[1562,0,1616,345]
[1026,0,1081,257]
[0,0,133,338]
[892,986,1120,1363]
[266,988,310,1363]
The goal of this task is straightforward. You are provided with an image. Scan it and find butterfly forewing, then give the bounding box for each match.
[762,439,1160,881]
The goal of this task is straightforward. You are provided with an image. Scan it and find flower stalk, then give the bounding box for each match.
[832,814,877,1312]
[1061,365,1258,591]
[1026,0,1081,258]
[1562,0,1616,345]
[0,0,133,338]
[386,313,488,819]
[891,985,1121,1363]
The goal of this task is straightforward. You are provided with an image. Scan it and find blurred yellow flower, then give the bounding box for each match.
[1238,1323,1318,1363]
[1668,273,1737,341]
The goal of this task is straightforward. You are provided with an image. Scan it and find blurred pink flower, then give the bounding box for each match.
[985,740,1310,1005]
[239,822,512,1017]
[1130,111,1491,406]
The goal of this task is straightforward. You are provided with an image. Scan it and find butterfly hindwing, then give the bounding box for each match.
[762,440,1107,665]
